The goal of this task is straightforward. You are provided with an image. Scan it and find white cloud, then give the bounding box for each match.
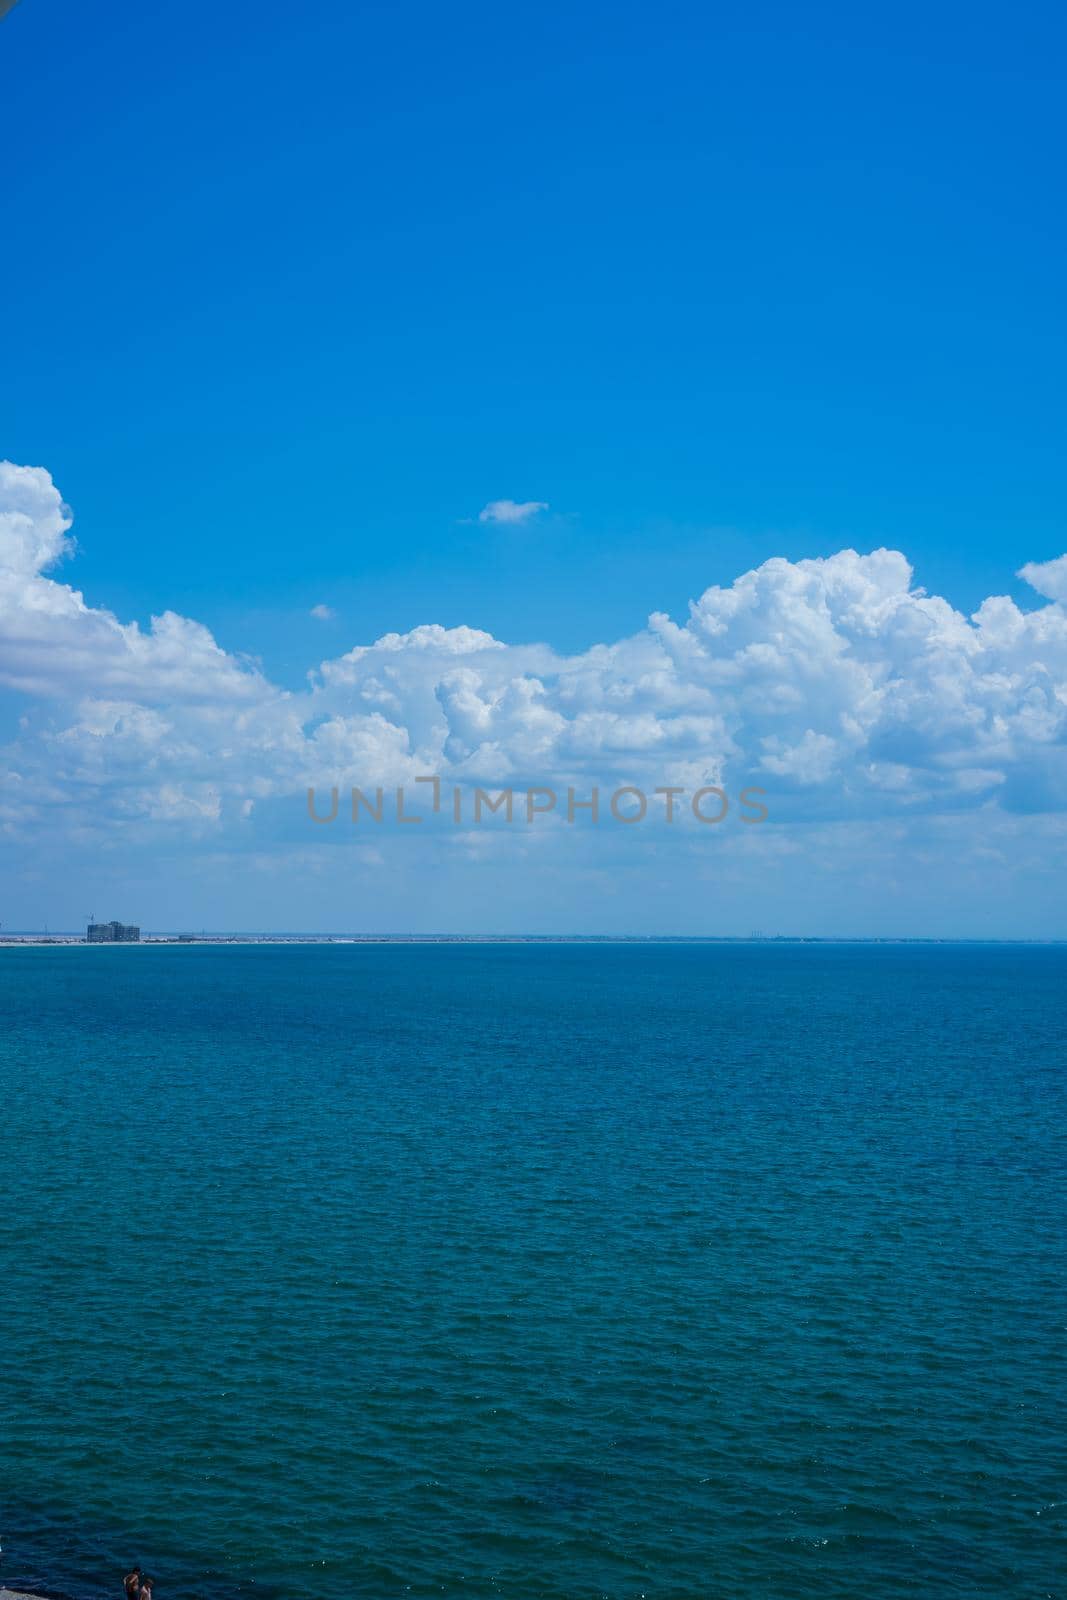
[310,603,336,621]
[0,461,74,573]
[0,462,267,705]
[1019,555,1067,602]
[478,498,548,525]
[4,461,1067,873]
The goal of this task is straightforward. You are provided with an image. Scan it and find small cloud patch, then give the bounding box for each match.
[478,499,548,526]
[1018,556,1067,603]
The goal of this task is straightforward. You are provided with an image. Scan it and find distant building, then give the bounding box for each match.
[86,920,141,943]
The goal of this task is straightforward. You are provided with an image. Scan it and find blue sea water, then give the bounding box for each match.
[0,943,1063,1600]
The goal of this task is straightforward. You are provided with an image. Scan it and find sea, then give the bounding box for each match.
[0,943,1063,1600]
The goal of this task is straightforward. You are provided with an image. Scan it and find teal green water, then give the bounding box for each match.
[0,945,1063,1599]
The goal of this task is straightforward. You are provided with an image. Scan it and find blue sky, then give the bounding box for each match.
[6,0,1065,664]
[2,1,1066,932]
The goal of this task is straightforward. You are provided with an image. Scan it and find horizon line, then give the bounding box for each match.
[2,932,1067,946]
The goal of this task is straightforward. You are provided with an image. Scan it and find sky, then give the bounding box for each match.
[2,0,1066,934]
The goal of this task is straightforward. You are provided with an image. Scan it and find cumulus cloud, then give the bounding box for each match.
[4,461,1067,860]
[1019,555,1067,602]
[478,498,548,525]
[0,462,267,706]
[309,603,336,621]
[0,461,74,573]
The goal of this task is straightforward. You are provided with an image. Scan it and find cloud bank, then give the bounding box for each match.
[3,461,1067,929]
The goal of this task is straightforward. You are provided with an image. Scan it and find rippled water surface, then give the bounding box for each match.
[0,944,1064,1599]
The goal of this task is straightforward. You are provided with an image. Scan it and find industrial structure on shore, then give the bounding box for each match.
[86,919,140,943]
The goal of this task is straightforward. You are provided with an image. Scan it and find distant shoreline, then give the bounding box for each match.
[1,934,1065,947]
